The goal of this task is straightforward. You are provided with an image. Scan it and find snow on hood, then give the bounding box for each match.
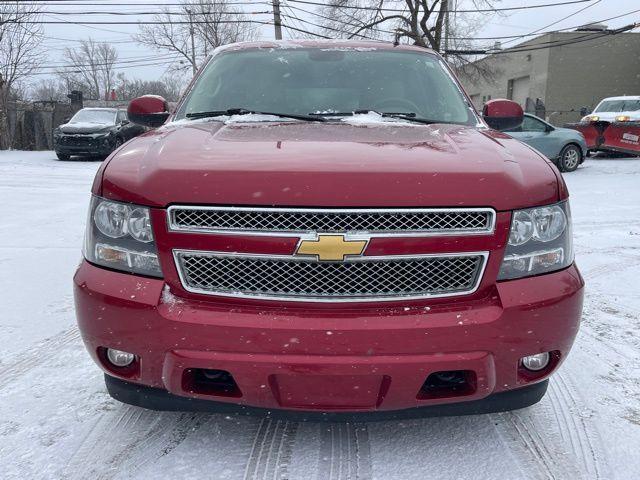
[166,113,296,129]
[167,111,425,129]
[339,111,424,127]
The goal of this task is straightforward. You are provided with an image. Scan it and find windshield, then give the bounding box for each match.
[176,48,477,125]
[594,99,640,113]
[69,109,116,125]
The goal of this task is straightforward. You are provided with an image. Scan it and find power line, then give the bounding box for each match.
[283,0,594,14]
[7,18,273,25]
[18,9,273,16]
[36,53,180,70]
[448,22,638,55]
[0,0,596,13]
[500,0,603,47]
[282,2,640,44]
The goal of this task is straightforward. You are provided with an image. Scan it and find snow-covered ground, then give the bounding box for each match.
[0,151,638,480]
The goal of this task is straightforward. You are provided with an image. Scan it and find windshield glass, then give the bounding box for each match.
[176,48,476,125]
[595,99,640,113]
[69,109,116,125]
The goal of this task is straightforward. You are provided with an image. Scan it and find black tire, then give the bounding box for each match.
[558,144,582,172]
[55,151,70,161]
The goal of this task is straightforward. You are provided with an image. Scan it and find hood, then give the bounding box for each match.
[59,122,114,134]
[98,120,560,210]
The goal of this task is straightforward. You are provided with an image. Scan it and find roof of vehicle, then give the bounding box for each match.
[598,95,640,101]
[213,39,437,55]
[79,107,120,112]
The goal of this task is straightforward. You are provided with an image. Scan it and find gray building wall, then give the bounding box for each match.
[545,32,640,125]
[462,36,551,112]
[459,31,640,125]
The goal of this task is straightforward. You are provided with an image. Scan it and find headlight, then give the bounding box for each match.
[581,115,599,122]
[498,201,573,280]
[84,196,162,277]
[615,115,631,122]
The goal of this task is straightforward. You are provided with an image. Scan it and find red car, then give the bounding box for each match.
[74,41,583,418]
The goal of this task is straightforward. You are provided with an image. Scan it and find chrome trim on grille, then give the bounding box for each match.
[167,206,496,237]
[173,249,489,302]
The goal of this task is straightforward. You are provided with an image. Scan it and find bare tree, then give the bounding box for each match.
[29,78,68,102]
[135,0,258,74]
[0,2,43,148]
[115,72,186,102]
[318,0,501,82]
[57,39,118,100]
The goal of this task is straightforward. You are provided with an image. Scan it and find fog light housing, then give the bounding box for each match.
[521,352,550,371]
[106,348,135,367]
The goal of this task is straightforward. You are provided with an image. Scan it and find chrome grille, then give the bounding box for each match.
[168,207,494,236]
[174,251,487,302]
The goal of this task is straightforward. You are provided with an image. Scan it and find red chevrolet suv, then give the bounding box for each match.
[74,40,583,418]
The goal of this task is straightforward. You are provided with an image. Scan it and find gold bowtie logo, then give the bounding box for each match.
[296,234,368,261]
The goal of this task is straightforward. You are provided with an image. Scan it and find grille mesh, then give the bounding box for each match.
[175,252,484,300]
[169,208,493,234]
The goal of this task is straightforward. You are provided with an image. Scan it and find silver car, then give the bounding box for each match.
[506,113,588,172]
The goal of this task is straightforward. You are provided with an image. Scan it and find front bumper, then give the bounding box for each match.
[74,260,584,413]
[55,138,114,156]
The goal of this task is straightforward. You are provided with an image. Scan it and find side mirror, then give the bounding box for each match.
[121,119,130,125]
[63,116,71,123]
[127,95,170,128]
[482,99,524,131]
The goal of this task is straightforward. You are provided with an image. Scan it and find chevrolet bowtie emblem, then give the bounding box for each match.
[296,234,368,261]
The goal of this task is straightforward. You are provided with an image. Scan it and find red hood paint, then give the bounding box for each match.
[98,121,560,210]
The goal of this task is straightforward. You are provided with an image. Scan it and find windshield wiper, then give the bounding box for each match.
[308,110,416,118]
[309,110,453,125]
[355,110,458,125]
[185,108,326,122]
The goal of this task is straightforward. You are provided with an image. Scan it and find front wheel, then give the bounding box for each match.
[558,144,582,172]
[55,151,70,161]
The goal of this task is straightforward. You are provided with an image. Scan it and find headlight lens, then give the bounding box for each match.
[127,208,154,243]
[84,196,162,277]
[94,201,129,238]
[499,201,573,280]
[509,211,534,246]
[531,205,566,242]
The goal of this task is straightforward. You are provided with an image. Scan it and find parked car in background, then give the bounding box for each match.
[582,95,640,122]
[53,107,145,160]
[506,113,587,172]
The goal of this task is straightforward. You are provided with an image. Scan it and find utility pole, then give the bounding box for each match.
[186,8,197,75]
[443,0,450,59]
[272,0,283,40]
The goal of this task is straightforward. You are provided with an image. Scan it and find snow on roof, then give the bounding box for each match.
[212,39,435,55]
[599,96,640,101]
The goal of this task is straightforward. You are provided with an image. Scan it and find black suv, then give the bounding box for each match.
[53,108,145,160]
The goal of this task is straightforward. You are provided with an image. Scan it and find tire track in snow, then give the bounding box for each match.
[315,423,372,480]
[493,374,609,480]
[63,406,207,479]
[496,409,566,480]
[548,373,606,479]
[0,327,80,389]
[243,418,299,480]
[582,257,640,281]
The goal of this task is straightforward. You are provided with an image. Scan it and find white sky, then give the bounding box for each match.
[36,0,639,83]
